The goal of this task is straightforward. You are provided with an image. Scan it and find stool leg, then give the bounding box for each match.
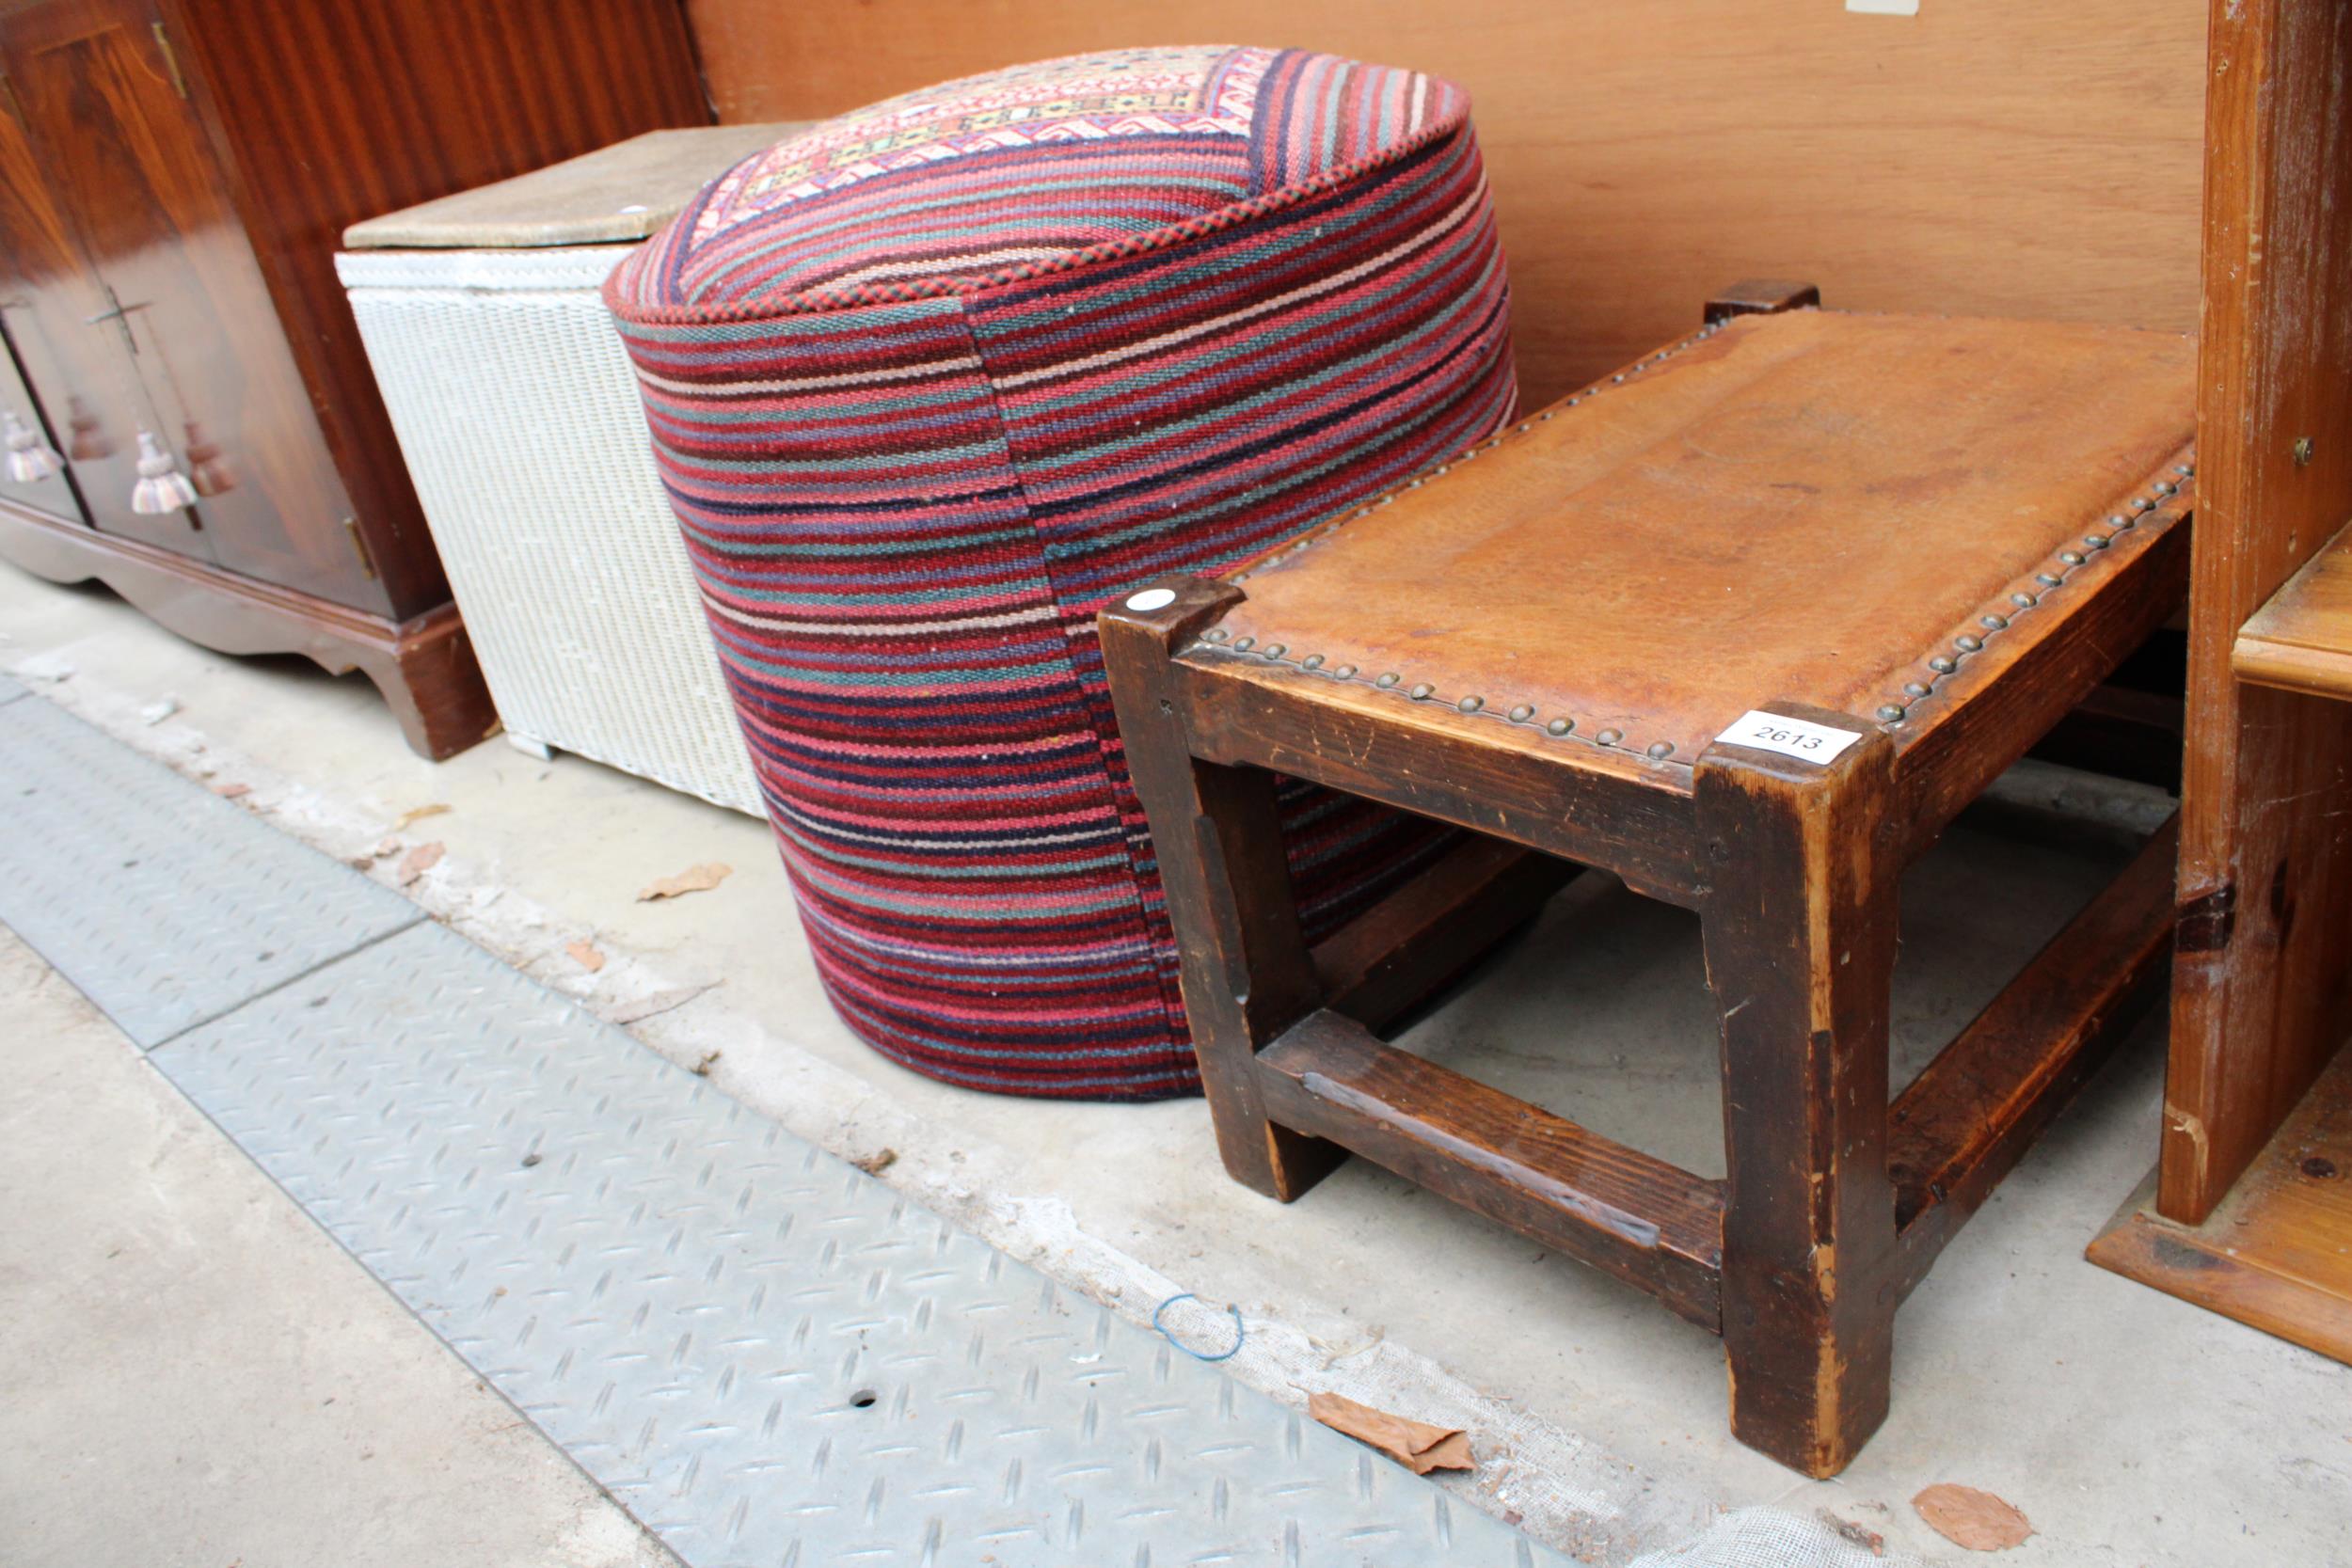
[1695,710,1902,1478]
[1101,579,1345,1201]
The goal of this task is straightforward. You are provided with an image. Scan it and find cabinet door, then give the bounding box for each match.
[0,65,186,548]
[0,319,85,523]
[2,0,388,611]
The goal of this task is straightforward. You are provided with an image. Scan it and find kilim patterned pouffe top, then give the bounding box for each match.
[607,46,1518,1099]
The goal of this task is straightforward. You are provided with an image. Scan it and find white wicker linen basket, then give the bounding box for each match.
[338,127,791,815]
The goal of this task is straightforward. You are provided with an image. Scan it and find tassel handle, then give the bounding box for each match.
[131,428,198,515]
[4,408,65,484]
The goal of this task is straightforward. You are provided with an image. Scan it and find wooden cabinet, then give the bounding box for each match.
[2087,0,2352,1366]
[0,0,710,756]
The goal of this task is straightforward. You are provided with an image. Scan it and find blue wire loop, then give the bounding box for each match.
[1152,1291,1245,1362]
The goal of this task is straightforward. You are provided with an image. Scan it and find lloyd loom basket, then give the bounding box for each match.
[339,126,790,814]
[606,48,1519,1099]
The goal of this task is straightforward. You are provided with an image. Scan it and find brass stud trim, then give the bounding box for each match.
[1875,448,2195,732]
[1193,351,2184,773]
[1182,638,1686,764]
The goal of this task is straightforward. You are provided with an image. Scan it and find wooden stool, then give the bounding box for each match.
[1100,293,2198,1477]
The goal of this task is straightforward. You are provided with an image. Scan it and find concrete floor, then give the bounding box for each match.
[5,563,2349,1566]
[0,923,677,1568]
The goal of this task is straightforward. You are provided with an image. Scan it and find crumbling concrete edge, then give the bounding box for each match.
[11,655,1722,1565]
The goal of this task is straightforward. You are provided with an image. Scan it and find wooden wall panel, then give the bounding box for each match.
[2163,0,2352,1224]
[685,0,2204,404]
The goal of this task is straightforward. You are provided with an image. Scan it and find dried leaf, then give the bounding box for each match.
[1307,1391,1473,1475]
[637,862,731,901]
[851,1147,898,1175]
[214,782,250,800]
[371,837,400,860]
[393,802,451,830]
[565,939,606,973]
[691,1049,722,1076]
[1913,1485,2033,1552]
[396,841,446,886]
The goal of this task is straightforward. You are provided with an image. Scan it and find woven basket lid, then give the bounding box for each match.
[343,124,804,250]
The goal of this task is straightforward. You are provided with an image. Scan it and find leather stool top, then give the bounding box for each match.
[1200,309,2197,776]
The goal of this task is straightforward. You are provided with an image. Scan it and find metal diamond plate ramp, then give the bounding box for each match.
[155,920,1567,1568]
[0,695,420,1045]
[0,673,25,705]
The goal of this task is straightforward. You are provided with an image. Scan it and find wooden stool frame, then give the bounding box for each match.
[1100,293,2187,1478]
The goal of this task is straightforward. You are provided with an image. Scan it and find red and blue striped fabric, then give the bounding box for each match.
[608,46,1518,1099]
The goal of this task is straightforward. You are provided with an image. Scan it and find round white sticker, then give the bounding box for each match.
[1124,588,1178,612]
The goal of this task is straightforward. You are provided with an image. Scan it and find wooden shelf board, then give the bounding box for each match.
[2234,516,2352,701]
[2089,1038,2352,1364]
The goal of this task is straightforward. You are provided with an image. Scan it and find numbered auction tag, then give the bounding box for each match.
[1717,709,1865,765]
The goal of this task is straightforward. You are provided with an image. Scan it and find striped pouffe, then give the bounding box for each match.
[607,46,1518,1099]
